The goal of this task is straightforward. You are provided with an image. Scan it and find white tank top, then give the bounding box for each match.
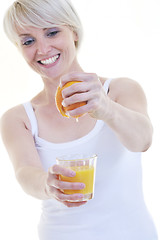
[23,79,158,240]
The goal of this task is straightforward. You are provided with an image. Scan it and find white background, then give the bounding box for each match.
[0,0,160,239]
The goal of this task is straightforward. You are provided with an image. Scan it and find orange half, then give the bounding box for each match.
[55,81,87,118]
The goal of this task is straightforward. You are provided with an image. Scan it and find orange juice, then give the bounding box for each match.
[60,166,95,195]
[56,154,97,201]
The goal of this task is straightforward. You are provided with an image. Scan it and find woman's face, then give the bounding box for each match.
[17,25,79,81]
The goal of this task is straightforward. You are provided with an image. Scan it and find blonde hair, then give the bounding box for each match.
[3,0,83,48]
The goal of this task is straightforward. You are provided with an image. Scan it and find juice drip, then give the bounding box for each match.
[76,117,79,123]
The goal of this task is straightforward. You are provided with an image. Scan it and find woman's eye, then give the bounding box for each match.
[22,38,35,46]
[47,31,59,37]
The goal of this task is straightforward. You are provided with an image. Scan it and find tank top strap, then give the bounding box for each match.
[23,102,38,136]
[103,78,113,93]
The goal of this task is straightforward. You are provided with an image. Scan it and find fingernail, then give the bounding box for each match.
[78,194,84,198]
[66,112,70,117]
[62,100,66,107]
[80,183,85,189]
[59,79,62,88]
[61,91,65,99]
[70,171,76,177]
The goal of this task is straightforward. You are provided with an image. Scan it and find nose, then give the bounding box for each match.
[36,38,51,55]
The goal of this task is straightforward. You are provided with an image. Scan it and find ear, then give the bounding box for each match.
[73,31,79,42]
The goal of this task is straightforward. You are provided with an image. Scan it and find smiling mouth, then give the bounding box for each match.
[38,54,60,65]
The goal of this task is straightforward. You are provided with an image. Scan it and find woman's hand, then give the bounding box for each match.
[60,73,153,152]
[60,72,111,120]
[45,164,87,207]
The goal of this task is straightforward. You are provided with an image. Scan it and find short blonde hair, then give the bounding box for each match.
[3,0,83,49]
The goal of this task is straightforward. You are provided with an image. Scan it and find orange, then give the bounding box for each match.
[55,81,87,118]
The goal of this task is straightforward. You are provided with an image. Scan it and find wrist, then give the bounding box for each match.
[42,173,51,200]
[101,96,115,123]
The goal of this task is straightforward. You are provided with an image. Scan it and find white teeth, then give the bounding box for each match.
[40,54,59,65]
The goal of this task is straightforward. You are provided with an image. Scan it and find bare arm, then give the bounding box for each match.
[61,74,153,152]
[0,106,85,207]
[0,106,48,200]
[104,78,153,152]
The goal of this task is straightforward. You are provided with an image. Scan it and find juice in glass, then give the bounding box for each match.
[56,154,97,201]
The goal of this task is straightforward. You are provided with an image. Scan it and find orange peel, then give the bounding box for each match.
[55,81,87,118]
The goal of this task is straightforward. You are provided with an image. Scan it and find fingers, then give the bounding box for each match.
[62,201,87,208]
[58,72,109,119]
[61,81,90,99]
[46,183,85,203]
[62,91,89,107]
[61,87,101,117]
[60,72,102,109]
[51,178,85,190]
[65,99,98,118]
[45,164,86,205]
[60,72,99,87]
[48,165,85,190]
[47,186,84,202]
[50,164,76,177]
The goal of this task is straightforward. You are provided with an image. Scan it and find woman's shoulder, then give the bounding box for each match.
[110,77,141,87]
[0,104,31,134]
[108,77,144,98]
[100,76,141,96]
[100,76,139,86]
[1,104,26,120]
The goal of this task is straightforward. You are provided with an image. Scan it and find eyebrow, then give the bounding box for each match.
[18,27,59,37]
[19,34,31,37]
[19,28,48,36]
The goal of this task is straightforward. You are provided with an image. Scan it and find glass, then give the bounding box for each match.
[56,154,97,202]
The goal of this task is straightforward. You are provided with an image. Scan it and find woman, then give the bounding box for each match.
[1,0,158,239]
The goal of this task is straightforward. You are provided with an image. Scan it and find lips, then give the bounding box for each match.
[38,54,60,65]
